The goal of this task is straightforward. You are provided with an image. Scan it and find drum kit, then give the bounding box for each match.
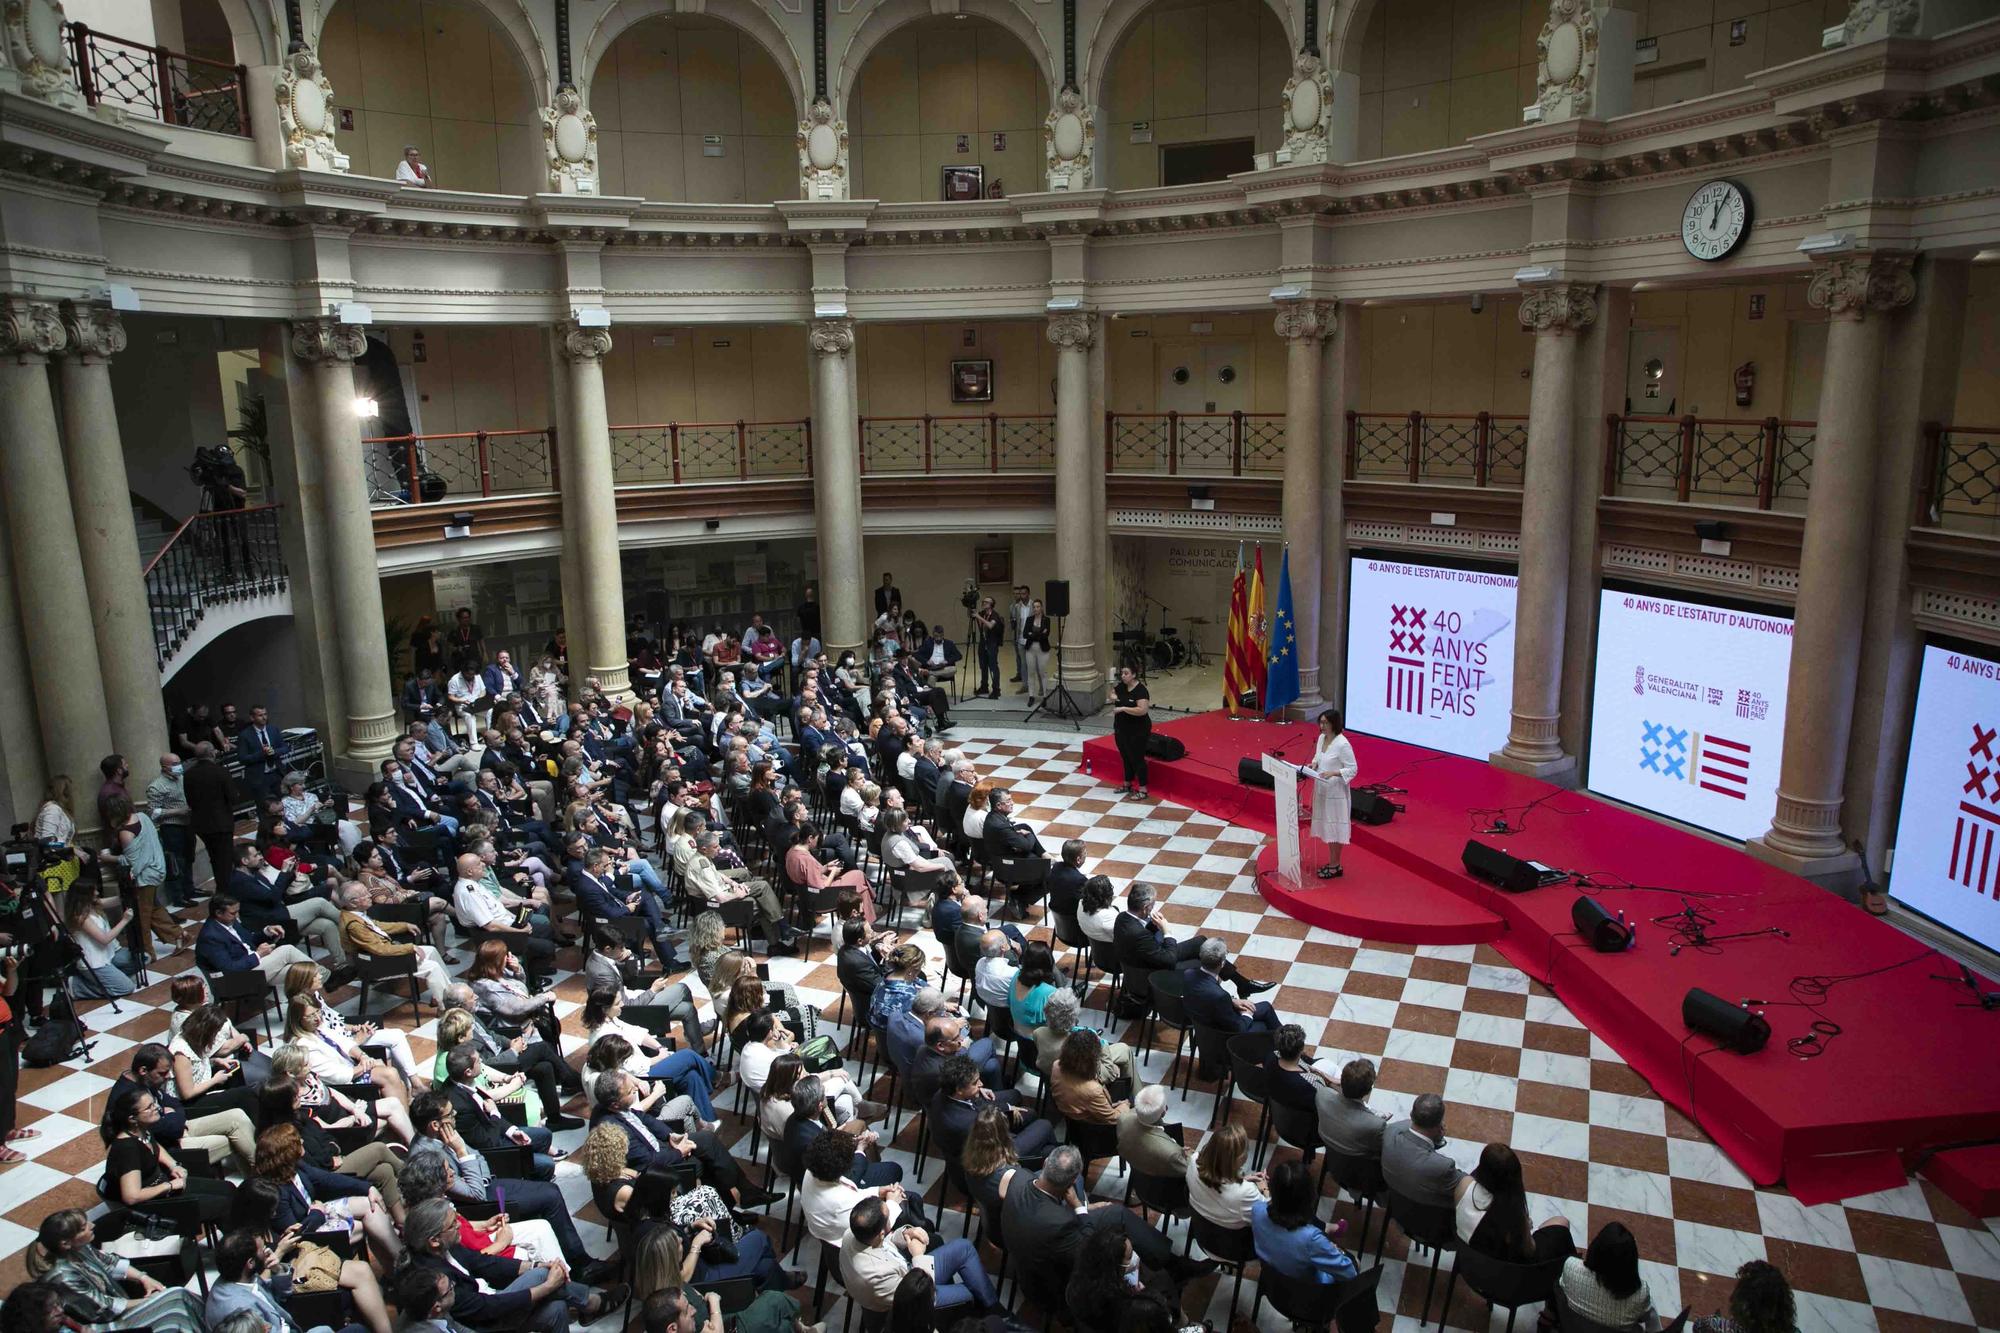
[1112,598,1210,676]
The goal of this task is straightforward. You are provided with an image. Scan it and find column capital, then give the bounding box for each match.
[1807,252,1915,321]
[290,317,367,364]
[58,304,127,364]
[558,319,614,362]
[1274,299,1337,343]
[809,319,855,358]
[0,296,65,362]
[1517,282,1598,335]
[1046,310,1097,351]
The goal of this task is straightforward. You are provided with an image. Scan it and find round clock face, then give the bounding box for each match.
[1682,179,1750,262]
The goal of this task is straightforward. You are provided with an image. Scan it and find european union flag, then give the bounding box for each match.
[1264,547,1300,716]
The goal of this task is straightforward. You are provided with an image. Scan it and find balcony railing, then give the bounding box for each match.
[66,22,250,137]
[363,428,559,505]
[1920,423,2000,536]
[1105,412,1285,476]
[859,414,1055,474]
[142,504,287,669]
[1344,411,1528,488]
[611,420,811,485]
[1604,414,1815,512]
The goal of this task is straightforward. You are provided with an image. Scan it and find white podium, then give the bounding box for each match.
[1264,752,1304,888]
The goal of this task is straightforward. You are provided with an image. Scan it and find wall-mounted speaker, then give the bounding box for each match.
[1682,987,1771,1054]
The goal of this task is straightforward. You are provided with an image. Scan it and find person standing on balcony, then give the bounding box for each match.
[397,145,435,187]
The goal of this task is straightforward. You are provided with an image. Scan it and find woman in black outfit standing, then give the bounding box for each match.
[1110,664,1152,798]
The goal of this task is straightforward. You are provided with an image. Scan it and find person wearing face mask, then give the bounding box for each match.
[144,753,196,906]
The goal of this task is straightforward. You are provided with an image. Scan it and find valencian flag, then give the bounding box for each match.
[1264,547,1301,717]
[1247,545,1269,702]
[1223,544,1257,715]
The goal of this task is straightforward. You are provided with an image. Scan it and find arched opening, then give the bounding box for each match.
[1340,0,1541,159]
[146,0,236,65]
[1096,0,1290,190]
[590,14,799,203]
[319,0,544,194]
[849,14,1047,203]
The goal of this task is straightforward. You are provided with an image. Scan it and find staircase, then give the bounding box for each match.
[143,503,293,682]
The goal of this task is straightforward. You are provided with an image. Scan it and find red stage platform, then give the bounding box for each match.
[1080,710,2000,1208]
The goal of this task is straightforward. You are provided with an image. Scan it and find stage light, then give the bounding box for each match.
[353,396,379,418]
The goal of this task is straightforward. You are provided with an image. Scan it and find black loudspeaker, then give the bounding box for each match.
[1570,896,1634,952]
[416,472,447,503]
[1145,734,1186,761]
[1044,579,1071,618]
[1238,757,1274,789]
[1352,789,1398,826]
[1461,839,1540,893]
[1683,987,1771,1054]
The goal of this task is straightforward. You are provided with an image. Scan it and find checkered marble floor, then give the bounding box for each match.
[4,722,1998,1333]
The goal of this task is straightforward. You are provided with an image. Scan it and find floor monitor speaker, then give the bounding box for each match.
[1461,839,1541,893]
[1682,987,1771,1054]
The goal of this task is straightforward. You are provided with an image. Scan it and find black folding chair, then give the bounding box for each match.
[1448,1248,1566,1333]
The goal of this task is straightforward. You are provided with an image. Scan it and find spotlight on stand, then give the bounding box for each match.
[1571,896,1635,952]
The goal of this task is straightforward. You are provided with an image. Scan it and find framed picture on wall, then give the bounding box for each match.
[951,358,994,403]
[941,165,984,201]
[976,547,1012,584]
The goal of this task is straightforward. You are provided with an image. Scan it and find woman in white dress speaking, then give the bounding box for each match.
[1306,709,1358,880]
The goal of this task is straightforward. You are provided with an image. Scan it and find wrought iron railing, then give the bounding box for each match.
[141,504,287,670]
[858,415,1056,474]
[363,428,559,504]
[1104,412,1286,476]
[66,22,250,137]
[1604,414,1815,511]
[611,420,811,485]
[1920,423,2000,535]
[1343,411,1529,488]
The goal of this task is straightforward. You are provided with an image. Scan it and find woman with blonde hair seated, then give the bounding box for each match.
[281,998,416,1141]
[431,1006,541,1124]
[1186,1121,1266,1228]
[282,960,418,1093]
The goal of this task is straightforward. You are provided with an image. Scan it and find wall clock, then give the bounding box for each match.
[1682,179,1751,262]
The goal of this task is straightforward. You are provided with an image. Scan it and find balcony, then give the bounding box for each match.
[1106,412,1286,477]
[1603,414,1816,513]
[860,415,1055,474]
[1344,411,1528,489]
[1921,423,2000,538]
[66,22,250,138]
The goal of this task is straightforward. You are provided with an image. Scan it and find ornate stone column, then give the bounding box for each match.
[291,317,396,762]
[55,305,170,764]
[1749,254,1916,876]
[1277,300,1336,713]
[1317,306,1361,708]
[542,86,599,194]
[0,502,46,820]
[556,319,631,696]
[1492,283,1597,778]
[1049,311,1103,707]
[0,297,115,834]
[809,320,866,657]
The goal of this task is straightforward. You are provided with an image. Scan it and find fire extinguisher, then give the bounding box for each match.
[1733,361,1756,408]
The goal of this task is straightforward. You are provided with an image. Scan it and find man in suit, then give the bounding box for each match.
[782,1073,901,1188]
[911,738,944,806]
[1317,1056,1392,1161]
[979,789,1042,864]
[182,742,237,894]
[836,919,892,1014]
[840,1193,998,1315]
[236,705,285,801]
[444,983,583,1120]
[1046,839,1088,918]
[440,1045,557,1178]
[407,1097,607,1274]
[403,669,446,725]
[336,882,451,1009]
[929,1053,1053,1165]
[874,573,901,617]
[403,1196,617,1333]
[1113,881,1274,1013]
[1000,1146,1212,1290]
[1382,1093,1465,1209]
[194,894,322,986]
[588,1070,776,1205]
[569,846,669,965]
[1115,1084,1189,1179]
[953,895,1025,977]
[1180,936,1280,1035]
[907,1013,1001,1109]
[229,843,346,965]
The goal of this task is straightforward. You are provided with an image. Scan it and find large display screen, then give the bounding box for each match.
[1585,588,1793,841]
[1344,555,1517,760]
[1889,643,2000,953]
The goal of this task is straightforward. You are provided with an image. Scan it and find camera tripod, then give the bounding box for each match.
[1024,615,1085,731]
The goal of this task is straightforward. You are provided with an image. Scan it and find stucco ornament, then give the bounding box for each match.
[559,320,614,363]
[1535,0,1600,120]
[797,98,849,201]
[0,296,65,359]
[1043,86,1095,191]
[1046,310,1096,352]
[1275,52,1332,166]
[541,85,599,194]
[3,0,81,107]
[1842,0,1920,42]
[59,303,126,363]
[1273,300,1336,343]
[290,317,368,364]
[809,319,854,357]
[1806,253,1915,321]
[1517,282,1599,335]
[275,46,348,173]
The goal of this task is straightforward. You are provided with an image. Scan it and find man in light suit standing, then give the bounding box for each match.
[1381,1092,1465,1209]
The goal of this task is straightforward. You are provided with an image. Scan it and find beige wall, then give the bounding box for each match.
[855,320,1059,417]
[865,532,1060,637]
[601,325,811,424]
[1953,264,2000,424]
[1350,297,1532,414]
[1629,0,1851,114]
[591,16,799,205]
[1104,313,1288,413]
[1629,281,1821,419]
[383,327,551,435]
[850,17,1046,202]
[1099,0,1289,190]
[320,0,542,194]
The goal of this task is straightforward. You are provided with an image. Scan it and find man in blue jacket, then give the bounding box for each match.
[194,895,320,986]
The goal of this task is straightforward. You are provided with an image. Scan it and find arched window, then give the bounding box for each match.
[1096,0,1290,189]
